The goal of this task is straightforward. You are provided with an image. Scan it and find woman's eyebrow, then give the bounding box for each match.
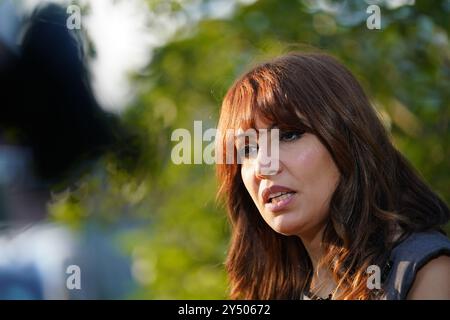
[254,123,278,131]
[234,123,278,141]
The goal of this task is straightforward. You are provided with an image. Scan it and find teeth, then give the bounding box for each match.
[269,192,283,199]
[269,191,294,203]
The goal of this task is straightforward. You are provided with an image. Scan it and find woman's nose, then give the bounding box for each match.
[254,145,280,178]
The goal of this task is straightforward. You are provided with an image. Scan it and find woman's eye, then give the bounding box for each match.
[280,131,303,142]
[239,145,258,159]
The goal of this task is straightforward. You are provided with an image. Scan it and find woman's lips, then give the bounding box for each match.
[261,185,297,213]
[264,191,296,212]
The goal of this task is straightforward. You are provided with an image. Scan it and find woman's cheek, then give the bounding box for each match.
[241,165,258,203]
[289,144,319,173]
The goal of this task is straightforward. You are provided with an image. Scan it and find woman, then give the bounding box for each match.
[216,52,450,300]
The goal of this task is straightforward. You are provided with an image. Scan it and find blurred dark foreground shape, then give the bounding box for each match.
[0,2,137,299]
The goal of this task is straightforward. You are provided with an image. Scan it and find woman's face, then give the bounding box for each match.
[238,119,340,238]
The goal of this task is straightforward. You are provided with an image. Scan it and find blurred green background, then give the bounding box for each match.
[48,0,450,298]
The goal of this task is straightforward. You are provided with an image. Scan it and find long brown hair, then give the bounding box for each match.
[216,52,449,300]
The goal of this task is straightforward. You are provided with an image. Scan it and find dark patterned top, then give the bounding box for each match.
[300,230,450,300]
[381,230,450,300]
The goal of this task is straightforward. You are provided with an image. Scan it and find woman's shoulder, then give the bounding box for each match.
[405,254,450,299]
[382,229,450,300]
[391,230,450,259]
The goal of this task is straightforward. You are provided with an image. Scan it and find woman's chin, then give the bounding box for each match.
[269,214,307,236]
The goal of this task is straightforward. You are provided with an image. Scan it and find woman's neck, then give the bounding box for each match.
[299,223,326,270]
[299,224,338,298]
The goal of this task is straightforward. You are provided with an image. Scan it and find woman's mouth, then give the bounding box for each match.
[262,186,297,212]
[265,191,296,212]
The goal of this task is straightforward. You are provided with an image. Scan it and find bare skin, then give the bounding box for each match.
[238,119,450,299]
[238,119,340,298]
[406,255,450,300]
